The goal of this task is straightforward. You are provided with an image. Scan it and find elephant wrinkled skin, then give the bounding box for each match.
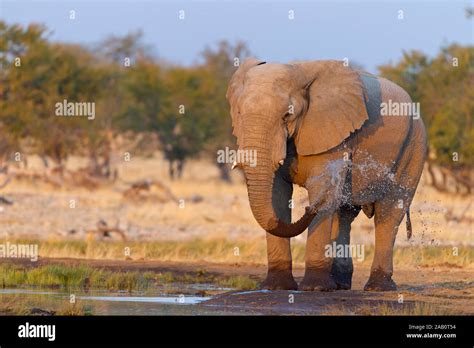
[226,59,427,291]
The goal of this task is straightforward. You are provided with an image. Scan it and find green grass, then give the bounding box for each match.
[0,263,259,291]
[0,263,157,291]
[216,275,259,290]
[0,263,259,316]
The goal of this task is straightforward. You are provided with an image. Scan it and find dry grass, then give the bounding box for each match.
[4,237,269,263]
[1,238,472,268]
[327,301,454,316]
[1,155,471,248]
[393,246,473,268]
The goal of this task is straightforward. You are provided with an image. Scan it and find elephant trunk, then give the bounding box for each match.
[243,143,316,238]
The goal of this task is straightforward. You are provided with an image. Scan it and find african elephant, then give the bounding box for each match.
[226,59,427,291]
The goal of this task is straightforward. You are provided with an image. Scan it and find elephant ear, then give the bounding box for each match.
[294,61,369,156]
[226,58,265,146]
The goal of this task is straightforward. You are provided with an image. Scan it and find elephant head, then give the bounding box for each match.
[226,59,369,238]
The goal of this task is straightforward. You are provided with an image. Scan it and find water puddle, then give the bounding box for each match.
[78,295,211,304]
[0,284,238,315]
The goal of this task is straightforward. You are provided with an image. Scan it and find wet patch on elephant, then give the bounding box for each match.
[359,72,382,124]
[278,138,297,183]
[271,171,293,224]
[351,150,406,205]
[305,159,350,211]
[331,259,353,290]
[330,205,360,290]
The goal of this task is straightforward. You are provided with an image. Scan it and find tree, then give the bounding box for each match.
[0,21,49,168]
[0,21,108,173]
[119,41,251,180]
[0,21,255,182]
[378,44,474,193]
[159,66,219,178]
[199,40,251,181]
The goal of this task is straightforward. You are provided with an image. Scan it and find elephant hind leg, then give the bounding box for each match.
[364,200,406,291]
[365,119,426,291]
[330,205,360,290]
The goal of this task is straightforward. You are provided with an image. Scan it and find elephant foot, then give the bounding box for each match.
[332,274,352,290]
[299,269,337,291]
[261,270,298,290]
[331,260,353,290]
[364,268,397,291]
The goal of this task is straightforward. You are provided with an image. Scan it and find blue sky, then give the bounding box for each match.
[1,0,472,73]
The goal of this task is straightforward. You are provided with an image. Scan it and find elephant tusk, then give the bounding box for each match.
[278,160,284,166]
[231,161,238,170]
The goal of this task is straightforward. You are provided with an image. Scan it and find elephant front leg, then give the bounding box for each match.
[261,172,297,290]
[299,214,337,291]
[261,234,297,290]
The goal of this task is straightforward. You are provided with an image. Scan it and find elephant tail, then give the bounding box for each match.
[406,209,413,240]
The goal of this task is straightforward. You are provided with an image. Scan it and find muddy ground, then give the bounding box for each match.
[5,257,473,315]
